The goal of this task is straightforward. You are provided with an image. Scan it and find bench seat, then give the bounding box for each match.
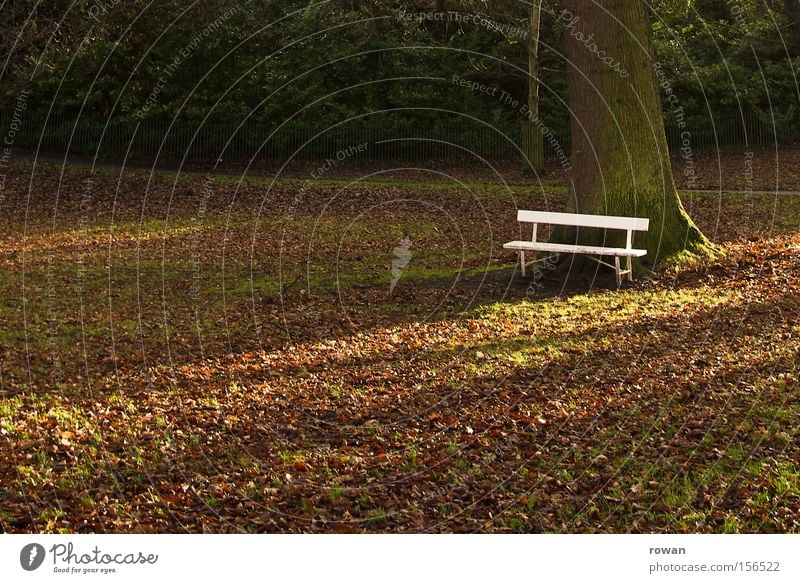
[503,240,647,257]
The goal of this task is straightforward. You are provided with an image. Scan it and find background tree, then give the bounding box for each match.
[785,0,800,57]
[522,1,544,176]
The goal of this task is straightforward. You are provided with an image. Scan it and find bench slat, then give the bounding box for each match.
[517,210,649,231]
[503,240,647,257]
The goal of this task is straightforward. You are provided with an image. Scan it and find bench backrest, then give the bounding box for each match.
[517,210,649,232]
[517,210,649,250]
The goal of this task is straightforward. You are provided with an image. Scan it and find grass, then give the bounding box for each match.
[0,161,798,533]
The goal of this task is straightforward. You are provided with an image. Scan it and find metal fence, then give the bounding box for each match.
[1,109,797,165]
[663,109,799,151]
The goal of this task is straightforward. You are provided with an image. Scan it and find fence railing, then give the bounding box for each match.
[1,109,797,166]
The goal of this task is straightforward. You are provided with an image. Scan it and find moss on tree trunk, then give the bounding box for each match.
[554,0,716,273]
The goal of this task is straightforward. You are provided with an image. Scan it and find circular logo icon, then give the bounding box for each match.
[20,543,46,571]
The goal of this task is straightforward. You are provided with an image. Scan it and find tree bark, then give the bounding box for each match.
[522,1,545,176]
[557,0,713,270]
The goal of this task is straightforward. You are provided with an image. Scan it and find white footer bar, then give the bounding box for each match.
[1,534,798,582]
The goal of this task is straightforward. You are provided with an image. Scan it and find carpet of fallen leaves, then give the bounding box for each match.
[0,160,798,533]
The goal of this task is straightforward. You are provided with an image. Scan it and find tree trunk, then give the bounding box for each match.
[522,1,544,176]
[556,0,714,270]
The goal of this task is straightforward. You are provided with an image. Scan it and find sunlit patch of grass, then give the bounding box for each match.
[57,456,96,492]
[772,462,800,496]
[325,380,344,399]
[278,450,307,464]
[199,397,220,409]
[477,286,741,341]
[107,391,139,414]
[47,403,85,425]
[721,513,742,533]
[450,286,741,388]
[38,507,67,533]
[0,396,24,432]
[0,220,215,256]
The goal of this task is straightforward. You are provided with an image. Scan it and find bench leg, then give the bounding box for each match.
[614,256,622,288]
[520,250,526,277]
[626,255,633,282]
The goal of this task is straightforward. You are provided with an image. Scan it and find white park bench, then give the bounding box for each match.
[503,210,650,286]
